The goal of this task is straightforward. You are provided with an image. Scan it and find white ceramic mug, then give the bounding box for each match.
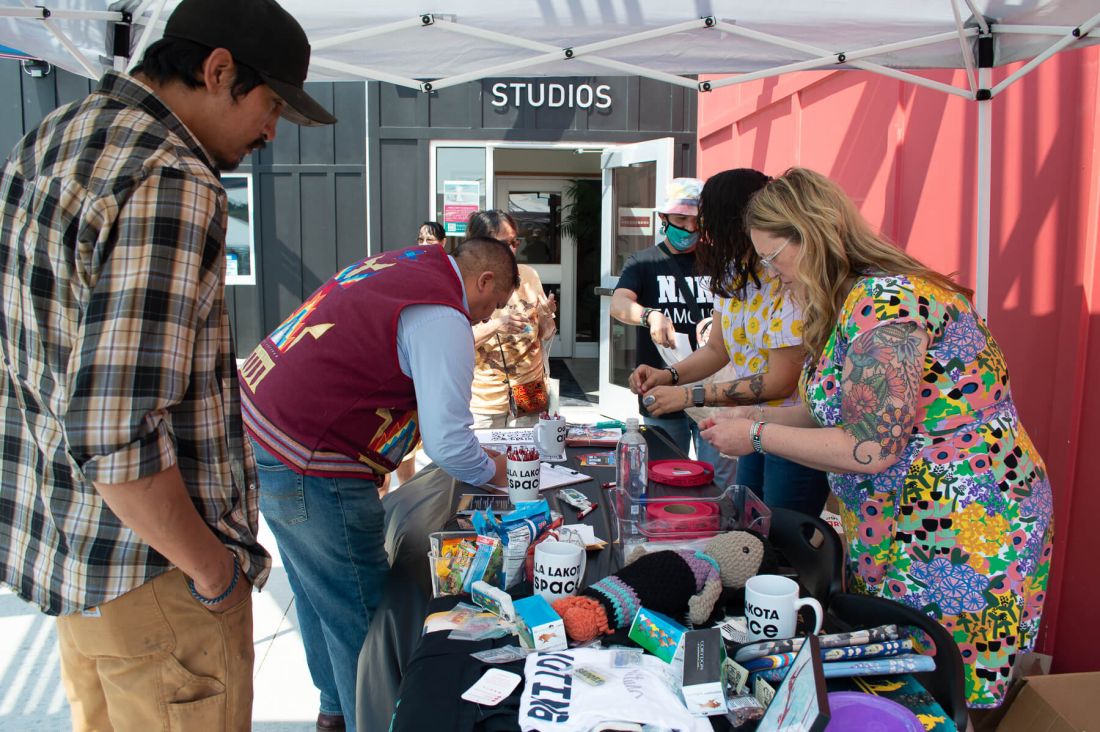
[533,540,587,602]
[506,457,541,505]
[744,574,823,642]
[533,415,567,460]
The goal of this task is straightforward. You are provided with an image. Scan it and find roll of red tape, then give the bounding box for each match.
[644,498,719,540]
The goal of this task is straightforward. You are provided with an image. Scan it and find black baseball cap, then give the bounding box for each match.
[163,0,336,126]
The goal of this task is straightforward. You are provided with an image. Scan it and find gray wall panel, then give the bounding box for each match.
[299,172,337,294]
[334,83,366,161]
[335,171,367,268]
[379,84,420,128]
[21,70,57,136]
[258,171,304,327]
[378,139,420,251]
[0,63,23,158]
[430,86,472,129]
[299,84,335,164]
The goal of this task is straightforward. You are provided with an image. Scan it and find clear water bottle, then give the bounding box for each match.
[615,418,649,544]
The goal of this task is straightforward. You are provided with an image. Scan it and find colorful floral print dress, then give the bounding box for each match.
[800,275,1053,708]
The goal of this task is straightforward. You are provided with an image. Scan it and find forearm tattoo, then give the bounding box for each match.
[721,373,766,405]
[840,321,924,465]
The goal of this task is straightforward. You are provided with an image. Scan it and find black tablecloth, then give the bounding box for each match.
[358,429,672,732]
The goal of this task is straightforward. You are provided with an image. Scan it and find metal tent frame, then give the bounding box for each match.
[1,0,1098,317]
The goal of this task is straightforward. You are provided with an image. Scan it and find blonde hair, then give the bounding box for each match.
[744,168,971,357]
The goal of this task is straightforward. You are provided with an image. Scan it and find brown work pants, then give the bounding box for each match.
[56,568,253,731]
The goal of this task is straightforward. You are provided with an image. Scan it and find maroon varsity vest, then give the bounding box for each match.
[239,245,466,478]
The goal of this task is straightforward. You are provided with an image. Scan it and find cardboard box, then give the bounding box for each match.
[996,671,1100,732]
[681,628,727,716]
[628,607,687,665]
[514,595,567,652]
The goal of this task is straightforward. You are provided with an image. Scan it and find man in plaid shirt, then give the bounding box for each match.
[0,0,335,728]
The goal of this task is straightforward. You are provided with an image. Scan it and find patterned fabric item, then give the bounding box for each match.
[471,265,549,414]
[714,269,804,407]
[800,274,1054,708]
[0,71,269,615]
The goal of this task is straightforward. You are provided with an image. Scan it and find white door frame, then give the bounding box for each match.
[494,176,575,358]
[597,137,675,419]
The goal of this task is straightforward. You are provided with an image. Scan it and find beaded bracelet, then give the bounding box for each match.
[188,554,240,606]
[750,421,768,454]
[665,366,679,384]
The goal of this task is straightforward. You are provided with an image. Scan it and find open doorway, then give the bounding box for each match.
[492,147,601,359]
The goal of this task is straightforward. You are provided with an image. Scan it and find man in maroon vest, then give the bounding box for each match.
[239,237,517,731]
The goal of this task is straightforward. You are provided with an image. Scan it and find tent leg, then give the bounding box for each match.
[975,65,992,320]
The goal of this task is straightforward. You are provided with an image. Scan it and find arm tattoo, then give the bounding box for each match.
[840,321,925,465]
[721,373,766,405]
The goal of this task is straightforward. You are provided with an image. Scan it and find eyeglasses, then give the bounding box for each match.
[759,237,791,269]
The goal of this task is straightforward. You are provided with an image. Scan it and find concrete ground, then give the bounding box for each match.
[0,358,602,731]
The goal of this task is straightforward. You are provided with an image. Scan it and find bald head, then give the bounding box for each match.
[453,236,520,322]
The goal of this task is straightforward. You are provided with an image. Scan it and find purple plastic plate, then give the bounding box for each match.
[824,692,925,731]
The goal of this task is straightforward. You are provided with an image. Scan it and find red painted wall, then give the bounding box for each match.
[698,46,1100,672]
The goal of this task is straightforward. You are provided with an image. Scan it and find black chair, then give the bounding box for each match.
[767,506,845,608]
[826,592,969,731]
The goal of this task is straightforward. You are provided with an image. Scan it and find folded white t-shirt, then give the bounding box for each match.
[519,648,712,732]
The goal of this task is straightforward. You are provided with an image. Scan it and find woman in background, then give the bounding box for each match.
[701,168,1053,709]
[416,221,445,246]
[467,210,557,428]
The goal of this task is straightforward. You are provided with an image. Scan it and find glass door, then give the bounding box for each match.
[597,138,674,418]
[495,178,573,357]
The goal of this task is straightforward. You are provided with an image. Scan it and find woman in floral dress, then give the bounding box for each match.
[700,168,1053,708]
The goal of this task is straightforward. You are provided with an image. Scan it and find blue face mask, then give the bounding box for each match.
[663,221,699,251]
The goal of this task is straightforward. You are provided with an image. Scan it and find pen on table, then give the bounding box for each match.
[593,420,624,429]
[601,482,616,490]
[576,503,598,520]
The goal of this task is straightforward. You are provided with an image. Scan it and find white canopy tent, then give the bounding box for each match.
[1,0,1098,316]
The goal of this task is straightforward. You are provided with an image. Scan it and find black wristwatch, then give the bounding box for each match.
[692,383,706,407]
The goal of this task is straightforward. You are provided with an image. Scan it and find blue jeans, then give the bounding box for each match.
[252,439,389,731]
[642,413,738,490]
[735,451,830,517]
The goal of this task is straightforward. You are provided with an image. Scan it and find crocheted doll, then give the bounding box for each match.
[552,530,777,643]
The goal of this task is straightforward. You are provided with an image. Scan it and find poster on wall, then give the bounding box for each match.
[223,174,255,286]
[443,180,481,236]
[617,206,655,237]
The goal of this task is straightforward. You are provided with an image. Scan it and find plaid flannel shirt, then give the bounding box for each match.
[0,71,270,615]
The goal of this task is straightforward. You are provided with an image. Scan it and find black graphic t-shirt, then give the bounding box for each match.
[616,243,713,415]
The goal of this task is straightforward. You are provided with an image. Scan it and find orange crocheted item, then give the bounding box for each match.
[553,595,612,643]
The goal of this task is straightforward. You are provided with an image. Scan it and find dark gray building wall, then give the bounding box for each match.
[0,62,367,355]
[368,76,698,252]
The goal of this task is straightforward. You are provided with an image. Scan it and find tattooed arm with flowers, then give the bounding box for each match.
[700,321,928,474]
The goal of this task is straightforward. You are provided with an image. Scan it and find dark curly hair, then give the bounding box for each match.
[696,168,771,299]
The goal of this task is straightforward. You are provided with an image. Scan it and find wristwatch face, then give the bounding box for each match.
[692,384,705,407]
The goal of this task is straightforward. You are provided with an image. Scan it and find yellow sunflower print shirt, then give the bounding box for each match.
[714,269,804,406]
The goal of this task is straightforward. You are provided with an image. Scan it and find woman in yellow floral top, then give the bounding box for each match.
[701,168,1053,709]
[631,169,829,516]
[466,210,557,427]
